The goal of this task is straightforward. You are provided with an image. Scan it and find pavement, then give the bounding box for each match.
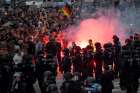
[33,71,140,93]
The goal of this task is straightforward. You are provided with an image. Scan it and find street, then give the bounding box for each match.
[33,72,140,93]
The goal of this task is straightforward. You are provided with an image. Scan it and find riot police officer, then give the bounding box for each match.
[36,51,48,93]
[112,35,121,78]
[82,45,94,80]
[72,46,82,73]
[103,43,114,70]
[133,34,140,78]
[94,42,104,80]
[45,37,60,59]
[61,48,72,73]
[120,38,139,93]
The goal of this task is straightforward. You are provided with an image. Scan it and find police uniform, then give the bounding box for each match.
[113,35,121,78]
[103,43,114,69]
[62,48,71,73]
[120,40,139,93]
[82,48,94,80]
[133,39,140,78]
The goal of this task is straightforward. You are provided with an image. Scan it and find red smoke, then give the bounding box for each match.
[65,11,126,48]
[43,9,128,49]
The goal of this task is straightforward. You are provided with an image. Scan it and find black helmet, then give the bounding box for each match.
[63,48,69,53]
[63,72,73,81]
[103,43,113,49]
[125,39,131,45]
[95,42,101,48]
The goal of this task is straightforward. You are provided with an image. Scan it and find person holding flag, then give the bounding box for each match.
[62,3,72,17]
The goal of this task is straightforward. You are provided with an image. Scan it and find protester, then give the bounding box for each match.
[101,65,114,93]
[94,42,103,81]
[0,2,140,93]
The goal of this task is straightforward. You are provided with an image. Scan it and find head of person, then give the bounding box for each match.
[113,35,119,43]
[72,42,76,47]
[49,36,56,42]
[103,42,113,50]
[134,33,139,40]
[125,38,132,45]
[63,48,69,56]
[88,39,93,46]
[63,72,73,81]
[95,42,102,51]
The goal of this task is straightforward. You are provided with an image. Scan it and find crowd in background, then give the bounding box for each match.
[0,1,140,93]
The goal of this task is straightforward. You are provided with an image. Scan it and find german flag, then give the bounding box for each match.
[62,3,72,17]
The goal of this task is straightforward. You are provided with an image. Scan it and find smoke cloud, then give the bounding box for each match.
[64,6,140,48]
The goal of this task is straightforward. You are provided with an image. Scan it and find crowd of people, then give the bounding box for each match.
[0,2,140,93]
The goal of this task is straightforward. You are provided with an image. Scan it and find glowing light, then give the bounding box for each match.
[65,10,127,48]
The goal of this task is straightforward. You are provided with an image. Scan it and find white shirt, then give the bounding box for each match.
[13,52,24,65]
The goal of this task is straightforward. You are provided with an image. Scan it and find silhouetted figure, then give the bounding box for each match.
[62,48,72,73]
[101,66,114,93]
[94,42,103,80]
[112,35,121,78]
[103,43,114,70]
[120,38,139,93]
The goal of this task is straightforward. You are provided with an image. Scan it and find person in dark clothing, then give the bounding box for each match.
[71,72,85,93]
[42,71,58,93]
[84,77,102,93]
[82,47,94,80]
[60,72,73,93]
[10,72,25,93]
[71,46,82,73]
[0,64,11,93]
[112,35,121,78]
[94,42,103,80]
[0,53,12,93]
[119,38,132,90]
[70,42,78,58]
[36,51,48,93]
[61,48,72,73]
[103,43,114,70]
[45,37,60,57]
[56,41,62,72]
[56,41,62,63]
[27,37,35,55]
[86,39,94,52]
[22,55,36,93]
[120,38,140,93]
[101,65,114,93]
[133,34,140,78]
[46,54,58,77]
[61,72,84,93]
[45,37,60,75]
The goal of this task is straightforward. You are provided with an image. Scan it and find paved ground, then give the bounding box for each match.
[33,72,140,93]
